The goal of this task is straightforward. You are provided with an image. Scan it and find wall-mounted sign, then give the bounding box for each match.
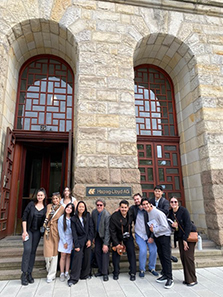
[86,187,132,197]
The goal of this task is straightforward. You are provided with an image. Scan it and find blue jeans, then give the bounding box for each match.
[135,233,157,272]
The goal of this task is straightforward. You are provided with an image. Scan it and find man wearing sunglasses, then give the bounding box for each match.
[91,199,110,281]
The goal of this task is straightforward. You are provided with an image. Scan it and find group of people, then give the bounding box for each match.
[21,185,197,290]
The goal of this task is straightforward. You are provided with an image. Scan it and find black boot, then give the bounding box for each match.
[21,272,28,286]
[27,272,34,283]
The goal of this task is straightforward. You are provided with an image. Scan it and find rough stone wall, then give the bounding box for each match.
[0,0,223,243]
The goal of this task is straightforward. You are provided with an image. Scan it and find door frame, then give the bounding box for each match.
[6,129,72,235]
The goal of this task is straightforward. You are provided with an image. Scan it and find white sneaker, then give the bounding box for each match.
[65,272,70,280]
[60,273,65,282]
[47,278,53,283]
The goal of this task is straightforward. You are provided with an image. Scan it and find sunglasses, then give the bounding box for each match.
[170,201,178,204]
[96,204,103,207]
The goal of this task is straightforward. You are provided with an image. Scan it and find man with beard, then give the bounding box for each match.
[109,200,136,281]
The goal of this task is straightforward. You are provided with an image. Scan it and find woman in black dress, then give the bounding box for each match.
[168,196,197,286]
[68,201,93,286]
[21,188,47,285]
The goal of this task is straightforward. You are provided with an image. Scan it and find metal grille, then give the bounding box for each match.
[16,56,74,132]
[135,66,177,137]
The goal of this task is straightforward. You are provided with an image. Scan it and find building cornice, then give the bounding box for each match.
[101,0,223,17]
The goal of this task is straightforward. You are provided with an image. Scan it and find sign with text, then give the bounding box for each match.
[86,187,132,197]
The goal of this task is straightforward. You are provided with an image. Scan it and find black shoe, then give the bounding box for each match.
[187,281,198,287]
[171,255,178,263]
[68,280,78,287]
[21,272,28,286]
[164,279,174,289]
[27,273,34,284]
[130,274,135,281]
[183,281,188,285]
[113,275,119,280]
[156,275,168,283]
[103,275,109,281]
[95,272,102,277]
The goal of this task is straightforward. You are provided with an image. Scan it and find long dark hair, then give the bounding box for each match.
[63,202,75,231]
[76,200,88,223]
[33,187,47,206]
[63,187,72,201]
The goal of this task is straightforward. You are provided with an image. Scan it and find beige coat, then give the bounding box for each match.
[43,204,64,257]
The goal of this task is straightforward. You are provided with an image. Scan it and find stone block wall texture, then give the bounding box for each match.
[0,0,223,244]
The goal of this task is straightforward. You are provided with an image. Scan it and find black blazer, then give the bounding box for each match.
[168,206,192,242]
[149,197,170,216]
[22,201,46,232]
[71,212,94,248]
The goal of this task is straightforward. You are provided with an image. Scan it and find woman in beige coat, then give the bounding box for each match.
[43,192,64,283]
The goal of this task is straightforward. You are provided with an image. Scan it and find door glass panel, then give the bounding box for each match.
[146,145,152,158]
[164,145,176,151]
[175,176,180,190]
[166,168,179,174]
[49,152,62,194]
[157,145,162,158]
[158,160,171,166]
[158,168,164,181]
[173,153,178,166]
[147,168,154,181]
[139,160,152,165]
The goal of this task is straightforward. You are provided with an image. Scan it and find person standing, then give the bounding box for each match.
[21,188,47,286]
[141,198,174,289]
[149,185,169,216]
[43,192,64,283]
[168,196,197,286]
[60,187,77,209]
[91,199,110,281]
[58,202,75,281]
[130,193,158,278]
[150,185,178,263]
[68,201,94,286]
[110,200,136,281]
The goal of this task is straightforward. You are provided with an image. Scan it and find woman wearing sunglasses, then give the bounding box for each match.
[168,196,197,287]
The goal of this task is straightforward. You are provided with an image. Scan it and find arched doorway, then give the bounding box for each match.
[3,55,74,235]
[135,65,185,204]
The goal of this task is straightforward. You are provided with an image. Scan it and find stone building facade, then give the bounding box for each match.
[0,0,223,245]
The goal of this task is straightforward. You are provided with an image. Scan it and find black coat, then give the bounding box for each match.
[71,212,94,248]
[22,201,46,232]
[109,210,132,247]
[149,197,170,216]
[129,205,153,239]
[168,206,193,243]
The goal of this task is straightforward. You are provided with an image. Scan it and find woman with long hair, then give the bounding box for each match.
[58,202,75,281]
[168,196,197,286]
[68,201,94,286]
[43,192,64,283]
[21,188,47,285]
[60,187,77,209]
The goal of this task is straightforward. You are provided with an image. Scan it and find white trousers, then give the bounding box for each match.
[45,255,58,280]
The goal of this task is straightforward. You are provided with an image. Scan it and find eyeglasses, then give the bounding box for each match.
[170,201,178,204]
[96,204,103,207]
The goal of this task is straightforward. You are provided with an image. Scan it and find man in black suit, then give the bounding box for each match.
[150,185,178,263]
[109,200,136,281]
[91,199,110,281]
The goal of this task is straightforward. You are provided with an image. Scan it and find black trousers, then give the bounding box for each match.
[95,234,109,275]
[21,230,41,274]
[155,235,172,280]
[112,236,136,276]
[70,245,91,281]
[179,239,197,284]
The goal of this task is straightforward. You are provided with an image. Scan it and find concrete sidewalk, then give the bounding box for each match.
[0,267,222,297]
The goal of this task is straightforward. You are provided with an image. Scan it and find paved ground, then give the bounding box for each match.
[0,267,222,297]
